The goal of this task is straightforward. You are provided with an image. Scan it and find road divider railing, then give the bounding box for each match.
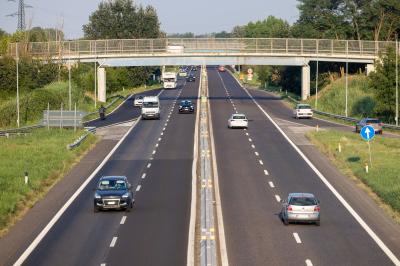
[0,124,43,137]
[198,67,217,266]
[67,127,96,150]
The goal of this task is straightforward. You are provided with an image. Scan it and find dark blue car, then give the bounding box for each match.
[94,176,134,212]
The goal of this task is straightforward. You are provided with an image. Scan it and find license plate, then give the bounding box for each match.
[107,201,116,205]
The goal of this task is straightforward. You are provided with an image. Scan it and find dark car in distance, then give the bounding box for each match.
[179,100,195,113]
[355,118,383,134]
[186,75,196,82]
[94,176,134,212]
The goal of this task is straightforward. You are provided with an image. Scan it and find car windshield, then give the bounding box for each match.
[366,119,380,124]
[181,101,192,106]
[136,96,143,99]
[297,105,311,109]
[289,197,317,206]
[233,115,246,120]
[143,102,159,108]
[164,78,176,82]
[98,179,127,190]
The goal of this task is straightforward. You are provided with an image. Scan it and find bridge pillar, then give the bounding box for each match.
[98,67,106,102]
[301,64,310,100]
[366,64,375,75]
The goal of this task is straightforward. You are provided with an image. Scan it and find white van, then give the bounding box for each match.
[141,96,160,119]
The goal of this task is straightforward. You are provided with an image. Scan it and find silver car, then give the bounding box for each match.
[281,193,320,226]
[355,118,383,134]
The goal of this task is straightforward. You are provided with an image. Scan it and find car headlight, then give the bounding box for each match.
[95,193,101,199]
[122,192,130,198]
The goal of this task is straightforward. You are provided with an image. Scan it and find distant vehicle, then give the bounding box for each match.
[355,118,383,134]
[162,72,177,89]
[191,66,197,71]
[293,104,313,119]
[133,95,144,107]
[218,65,226,72]
[186,75,196,82]
[228,113,248,129]
[179,100,195,113]
[179,69,188,77]
[280,193,320,226]
[142,96,160,119]
[94,176,134,212]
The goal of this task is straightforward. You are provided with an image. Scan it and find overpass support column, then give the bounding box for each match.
[301,64,310,100]
[366,64,375,75]
[98,67,106,103]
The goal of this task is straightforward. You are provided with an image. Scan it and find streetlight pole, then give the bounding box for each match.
[396,36,399,126]
[345,41,349,117]
[315,58,319,110]
[68,60,72,111]
[16,43,20,128]
[94,61,97,109]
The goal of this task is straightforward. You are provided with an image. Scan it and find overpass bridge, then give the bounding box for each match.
[8,38,394,101]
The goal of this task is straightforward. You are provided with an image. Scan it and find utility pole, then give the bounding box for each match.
[16,43,20,128]
[396,35,399,126]
[6,0,32,31]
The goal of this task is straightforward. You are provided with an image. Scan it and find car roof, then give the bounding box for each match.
[288,192,315,198]
[100,176,127,181]
[232,113,246,117]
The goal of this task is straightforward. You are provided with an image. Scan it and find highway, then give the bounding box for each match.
[4,66,400,266]
[208,68,400,265]
[15,74,199,266]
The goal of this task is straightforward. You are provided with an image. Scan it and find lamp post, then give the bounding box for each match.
[315,58,319,110]
[94,61,97,109]
[396,36,399,126]
[68,60,72,111]
[16,43,20,128]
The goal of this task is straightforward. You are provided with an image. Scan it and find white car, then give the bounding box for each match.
[134,95,144,107]
[228,113,248,129]
[293,104,313,119]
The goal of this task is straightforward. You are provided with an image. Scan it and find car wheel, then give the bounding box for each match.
[315,220,320,226]
[355,126,359,133]
[283,217,289,225]
[94,206,100,213]
[379,130,383,135]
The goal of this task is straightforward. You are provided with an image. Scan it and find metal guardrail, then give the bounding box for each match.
[0,124,43,137]
[287,95,400,131]
[8,38,395,59]
[67,127,96,150]
[199,67,217,266]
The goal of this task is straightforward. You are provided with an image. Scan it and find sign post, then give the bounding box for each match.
[360,125,375,167]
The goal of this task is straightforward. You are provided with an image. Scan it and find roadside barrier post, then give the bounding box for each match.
[365,163,369,173]
[24,171,28,185]
[338,142,341,153]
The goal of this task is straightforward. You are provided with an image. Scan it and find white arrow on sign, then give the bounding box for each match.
[365,127,371,139]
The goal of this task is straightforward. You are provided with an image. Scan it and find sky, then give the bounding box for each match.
[0,0,299,39]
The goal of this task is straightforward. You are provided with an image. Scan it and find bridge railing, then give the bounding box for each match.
[7,38,395,59]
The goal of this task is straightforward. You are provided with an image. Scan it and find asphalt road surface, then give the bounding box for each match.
[18,74,199,266]
[208,67,400,266]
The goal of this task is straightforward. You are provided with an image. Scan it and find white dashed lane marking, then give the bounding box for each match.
[275,195,281,202]
[255,152,259,156]
[251,144,255,149]
[249,138,252,142]
[245,132,249,136]
[155,143,159,148]
[110,237,118,247]
[268,181,275,188]
[152,150,156,155]
[158,138,162,141]
[120,216,127,225]
[293,233,302,244]
[259,160,264,165]
[136,185,141,192]
[305,259,313,266]
[264,169,269,175]
[147,163,151,168]
[141,173,146,179]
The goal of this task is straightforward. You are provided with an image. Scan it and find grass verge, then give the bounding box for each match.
[307,130,400,221]
[0,128,98,237]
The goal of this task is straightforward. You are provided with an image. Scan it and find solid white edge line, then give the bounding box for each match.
[120,216,127,225]
[231,73,400,265]
[141,173,146,179]
[268,181,275,188]
[209,70,230,266]
[305,259,313,266]
[136,185,141,192]
[13,89,166,266]
[187,68,201,266]
[275,195,281,202]
[293,232,302,244]
[110,237,118,247]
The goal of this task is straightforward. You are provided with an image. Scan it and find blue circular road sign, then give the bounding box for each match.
[360,125,375,141]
